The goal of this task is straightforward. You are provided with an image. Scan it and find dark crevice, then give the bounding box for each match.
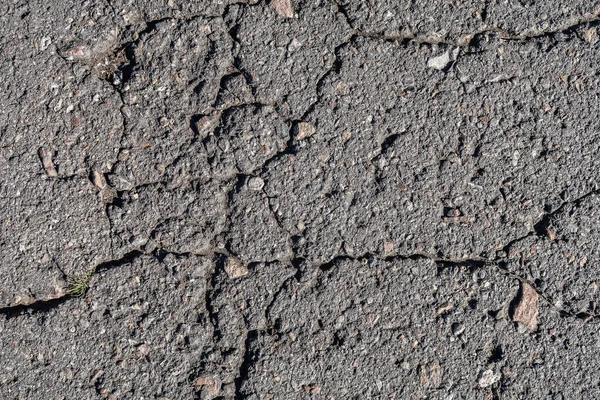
[0,296,71,319]
[380,133,401,155]
[319,254,367,272]
[234,330,258,399]
[205,254,225,339]
[480,3,488,24]
[331,0,600,47]
[225,6,257,97]
[264,272,297,327]
[532,214,552,237]
[435,258,490,274]
[331,0,354,30]
[189,114,206,138]
[291,257,306,281]
[298,38,349,122]
[94,250,144,273]
[256,121,296,176]
[115,41,136,86]
[317,251,439,273]
[0,250,144,316]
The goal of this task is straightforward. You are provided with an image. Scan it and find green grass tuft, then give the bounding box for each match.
[66,269,95,297]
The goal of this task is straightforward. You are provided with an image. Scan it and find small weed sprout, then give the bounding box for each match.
[66,269,95,297]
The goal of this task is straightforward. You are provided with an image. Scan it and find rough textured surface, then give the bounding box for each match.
[506,193,600,315]
[0,254,212,399]
[338,0,600,42]
[1,0,600,398]
[257,34,600,264]
[242,259,600,398]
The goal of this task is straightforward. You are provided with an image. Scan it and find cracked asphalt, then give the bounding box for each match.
[1,0,600,398]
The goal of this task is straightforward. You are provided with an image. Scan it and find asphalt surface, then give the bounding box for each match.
[1,0,600,398]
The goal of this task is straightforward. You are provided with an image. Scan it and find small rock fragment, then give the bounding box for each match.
[136,343,150,357]
[436,303,453,315]
[39,36,52,51]
[583,27,598,44]
[38,147,58,177]
[589,281,597,293]
[92,171,108,189]
[581,257,589,268]
[302,384,321,394]
[512,282,539,330]
[270,0,294,18]
[59,42,93,62]
[193,376,220,396]
[418,362,441,387]
[427,47,459,71]
[383,241,393,254]
[92,171,118,204]
[247,176,265,191]
[193,113,220,136]
[478,369,501,388]
[225,256,248,279]
[294,121,316,140]
[90,369,104,385]
[342,242,353,255]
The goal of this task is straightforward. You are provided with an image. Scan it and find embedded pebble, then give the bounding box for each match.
[247,177,265,191]
[478,369,501,388]
[427,47,459,70]
[294,121,316,140]
[225,257,248,279]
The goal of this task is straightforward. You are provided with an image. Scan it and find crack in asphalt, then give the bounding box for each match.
[331,0,600,47]
[0,250,143,316]
[2,191,599,398]
[4,2,600,396]
[52,0,598,195]
[3,187,598,316]
[0,0,600,399]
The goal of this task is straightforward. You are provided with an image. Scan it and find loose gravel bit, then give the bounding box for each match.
[270,0,295,18]
[38,148,58,177]
[294,121,316,140]
[512,282,540,330]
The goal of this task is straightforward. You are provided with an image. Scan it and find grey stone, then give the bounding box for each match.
[427,47,459,70]
[478,369,502,388]
[247,177,265,191]
[0,254,213,399]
